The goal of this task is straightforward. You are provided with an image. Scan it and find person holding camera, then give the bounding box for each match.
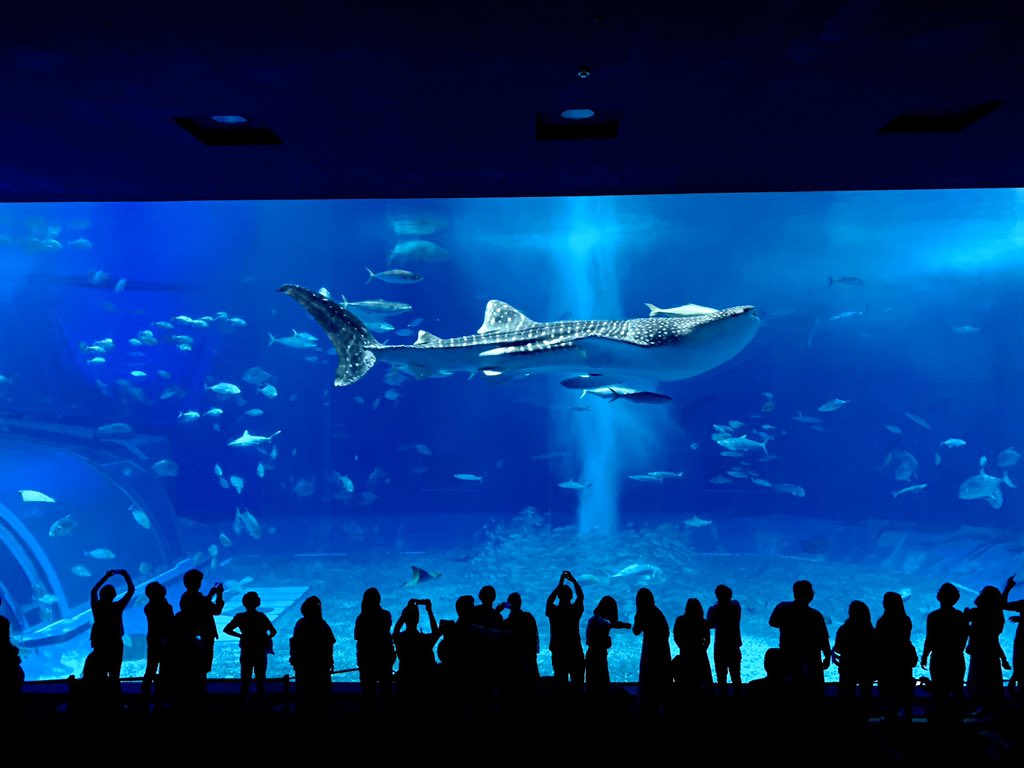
[546,570,585,695]
[392,597,441,719]
[85,568,136,686]
[174,567,225,697]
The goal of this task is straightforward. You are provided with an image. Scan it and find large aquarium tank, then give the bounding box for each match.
[1,190,1021,685]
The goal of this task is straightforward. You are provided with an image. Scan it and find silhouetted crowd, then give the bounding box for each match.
[2,566,1024,745]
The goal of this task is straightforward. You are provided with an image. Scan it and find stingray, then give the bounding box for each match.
[404,566,442,587]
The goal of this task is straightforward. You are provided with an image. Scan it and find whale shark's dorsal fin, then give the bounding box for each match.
[414,330,442,346]
[477,300,536,334]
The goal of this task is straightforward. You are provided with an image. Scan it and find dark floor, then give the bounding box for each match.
[6,678,1023,762]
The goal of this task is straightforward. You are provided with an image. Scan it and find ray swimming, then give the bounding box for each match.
[277,284,760,386]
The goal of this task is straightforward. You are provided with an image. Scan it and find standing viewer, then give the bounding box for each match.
[832,599,877,723]
[585,595,631,706]
[921,582,969,724]
[875,591,917,724]
[392,598,441,719]
[1001,574,1023,694]
[545,570,585,696]
[354,586,396,715]
[671,596,714,712]
[0,597,24,719]
[965,585,1010,719]
[223,590,277,704]
[86,569,136,685]
[768,579,831,707]
[633,587,672,720]
[500,592,541,711]
[289,595,336,718]
[706,583,743,698]
[141,581,175,707]
[175,568,225,704]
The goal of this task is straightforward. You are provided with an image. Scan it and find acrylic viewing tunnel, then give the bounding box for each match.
[0,418,199,652]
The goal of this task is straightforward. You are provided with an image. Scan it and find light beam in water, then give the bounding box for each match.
[551,198,661,535]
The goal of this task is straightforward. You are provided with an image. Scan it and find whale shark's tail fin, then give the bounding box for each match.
[277,284,378,386]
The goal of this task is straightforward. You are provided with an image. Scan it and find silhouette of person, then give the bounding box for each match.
[142,580,174,707]
[965,584,1010,718]
[633,587,671,720]
[671,596,714,715]
[585,595,630,706]
[437,594,486,716]
[875,591,917,724]
[499,591,540,712]
[0,596,24,719]
[706,583,742,698]
[354,586,395,715]
[392,597,441,719]
[289,595,336,718]
[832,599,877,722]
[921,582,968,724]
[1001,574,1023,694]
[768,579,831,706]
[223,590,277,703]
[173,568,225,706]
[469,584,505,706]
[545,570,585,695]
[744,647,796,745]
[85,569,136,689]
[472,585,504,629]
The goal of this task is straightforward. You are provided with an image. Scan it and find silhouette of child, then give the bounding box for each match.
[223,590,277,702]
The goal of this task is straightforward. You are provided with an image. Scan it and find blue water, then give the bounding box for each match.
[1,190,1022,684]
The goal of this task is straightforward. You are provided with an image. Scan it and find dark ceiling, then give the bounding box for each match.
[3,1,1023,202]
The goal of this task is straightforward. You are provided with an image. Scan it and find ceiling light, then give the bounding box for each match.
[211,115,248,124]
[560,108,595,120]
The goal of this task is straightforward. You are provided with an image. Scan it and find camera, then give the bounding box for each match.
[414,599,427,605]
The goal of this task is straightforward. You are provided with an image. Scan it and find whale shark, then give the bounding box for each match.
[277,284,760,387]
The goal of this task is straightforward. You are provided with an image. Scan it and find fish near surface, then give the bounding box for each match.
[277,284,759,387]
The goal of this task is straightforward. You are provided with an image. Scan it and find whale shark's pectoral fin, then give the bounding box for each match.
[396,363,441,380]
[478,340,577,358]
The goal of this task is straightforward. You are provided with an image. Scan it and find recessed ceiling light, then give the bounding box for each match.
[175,116,282,146]
[561,108,595,120]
